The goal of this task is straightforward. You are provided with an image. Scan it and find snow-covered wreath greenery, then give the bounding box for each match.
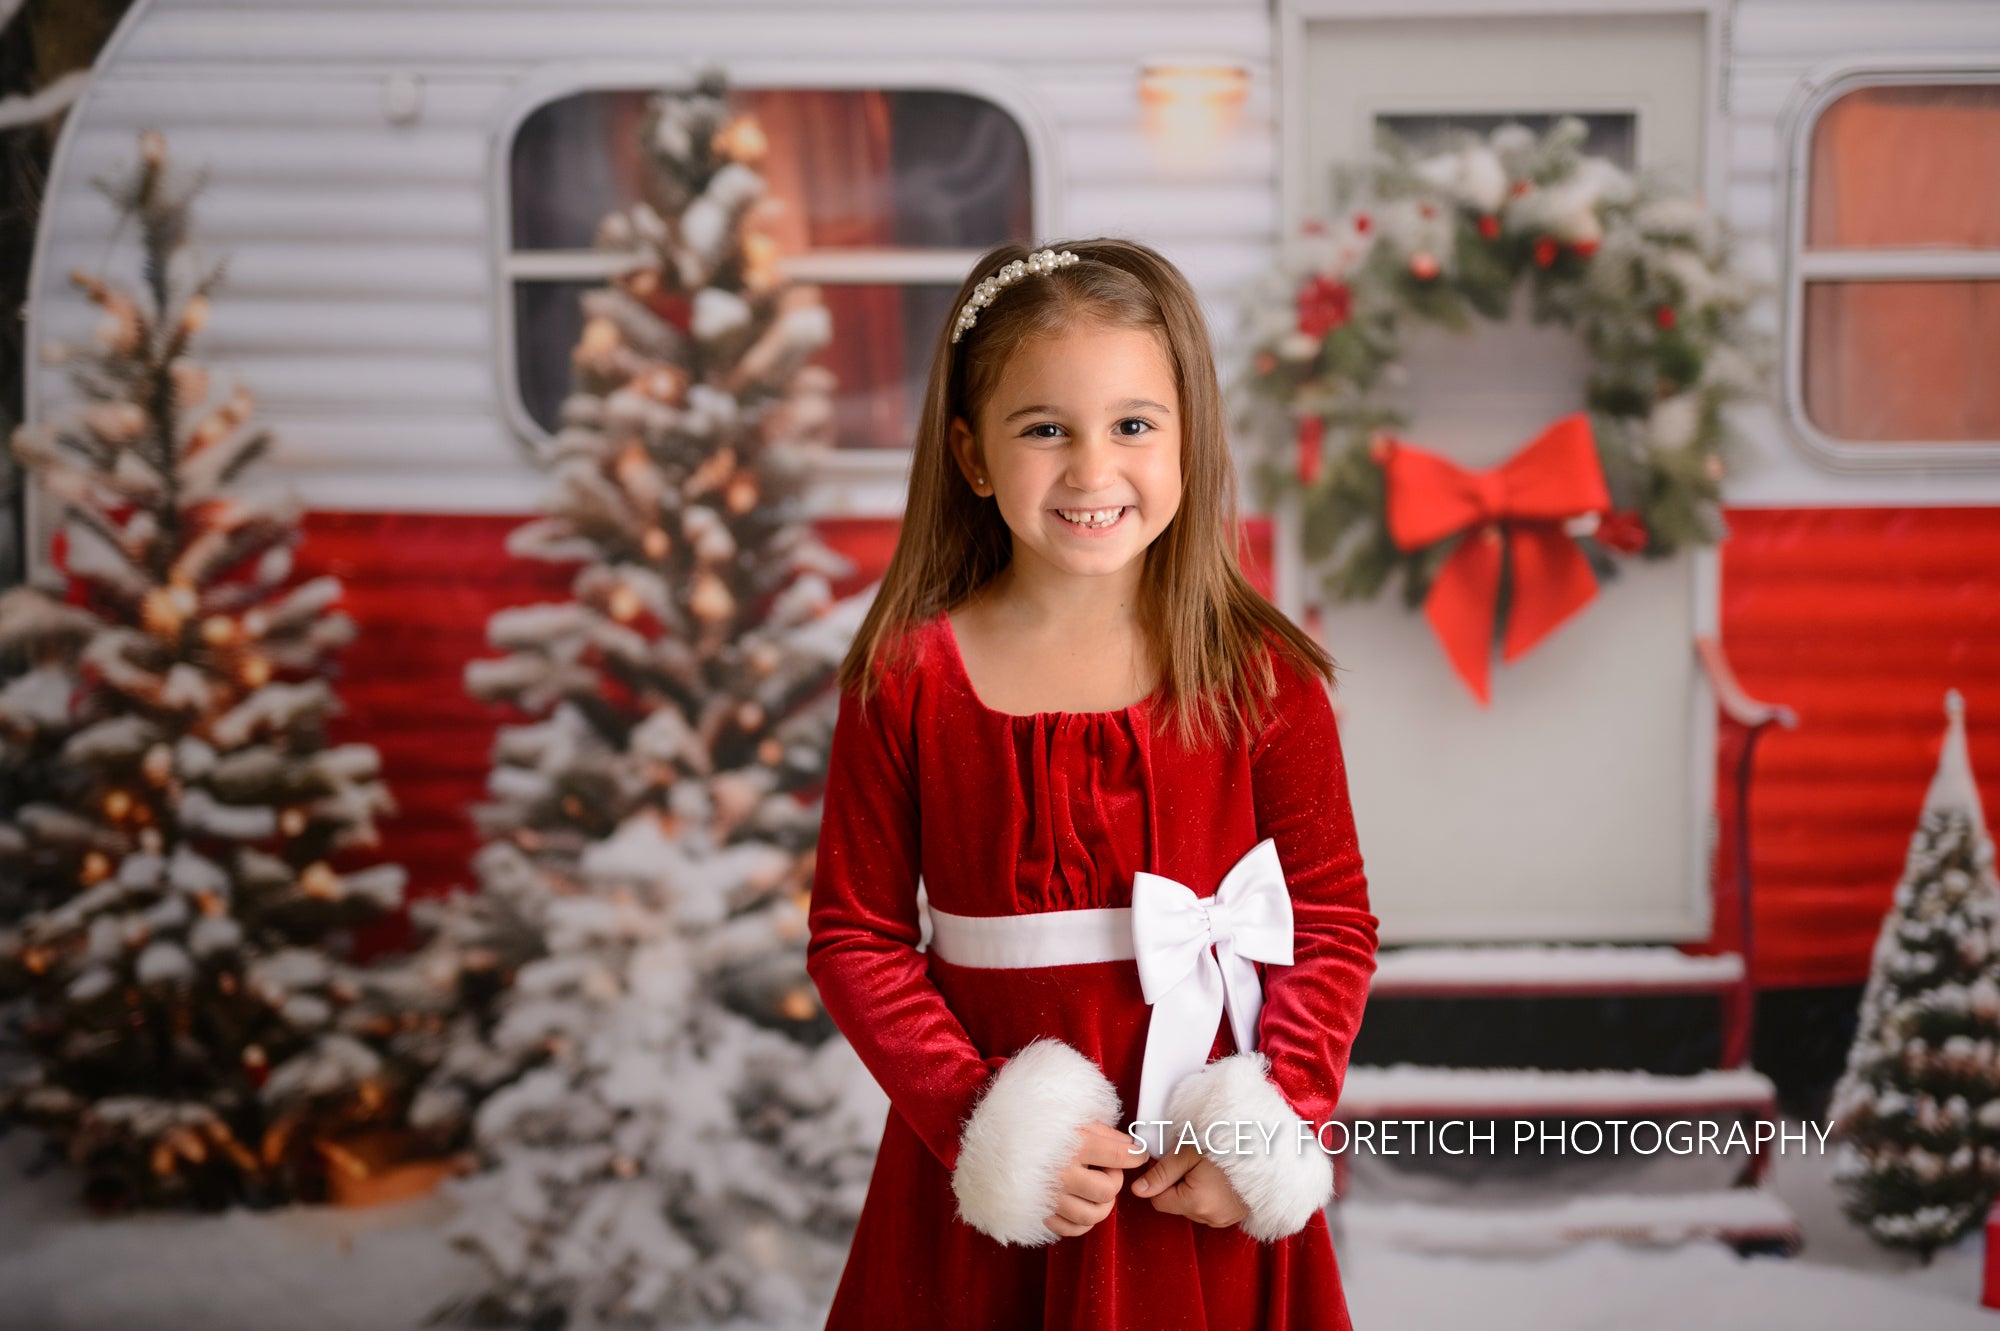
[1238,118,1767,621]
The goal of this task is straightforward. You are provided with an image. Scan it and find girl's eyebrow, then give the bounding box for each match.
[1002,397,1173,423]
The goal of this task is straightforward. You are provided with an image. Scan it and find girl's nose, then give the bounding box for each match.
[1065,434,1119,492]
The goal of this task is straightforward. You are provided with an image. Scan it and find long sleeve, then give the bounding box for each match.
[806,663,1122,1247]
[1161,647,1380,1240]
[805,667,997,1170]
[1248,653,1380,1125]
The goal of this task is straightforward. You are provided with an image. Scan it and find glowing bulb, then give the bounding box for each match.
[1138,60,1250,171]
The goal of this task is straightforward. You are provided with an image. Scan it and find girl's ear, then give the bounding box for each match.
[948,416,985,492]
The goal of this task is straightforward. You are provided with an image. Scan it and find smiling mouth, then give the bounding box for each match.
[1053,506,1130,530]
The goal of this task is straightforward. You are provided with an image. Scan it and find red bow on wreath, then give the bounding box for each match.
[1377,413,1611,706]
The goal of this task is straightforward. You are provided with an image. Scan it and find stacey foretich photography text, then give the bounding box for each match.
[1128,1118,1837,1159]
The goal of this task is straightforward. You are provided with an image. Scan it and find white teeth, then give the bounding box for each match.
[1057,507,1125,528]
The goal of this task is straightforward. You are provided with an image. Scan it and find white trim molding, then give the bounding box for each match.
[1778,57,2000,474]
[1276,0,1730,240]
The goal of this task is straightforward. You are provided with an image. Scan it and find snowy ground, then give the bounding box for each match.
[0,1118,1992,1330]
[1335,1119,1995,1330]
[0,1129,484,1331]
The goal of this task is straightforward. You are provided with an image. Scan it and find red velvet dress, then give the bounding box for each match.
[806,609,1380,1330]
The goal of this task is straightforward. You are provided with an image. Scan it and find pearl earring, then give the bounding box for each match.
[976,475,986,488]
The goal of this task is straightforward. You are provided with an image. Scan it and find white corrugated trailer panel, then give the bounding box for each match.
[32,0,1277,515]
[32,0,2000,514]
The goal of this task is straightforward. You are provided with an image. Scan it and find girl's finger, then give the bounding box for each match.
[1153,1161,1249,1227]
[1146,1180,1190,1217]
[1064,1165,1123,1205]
[1053,1191,1113,1226]
[1131,1147,1201,1198]
[1076,1123,1142,1170]
[1045,1214,1089,1238]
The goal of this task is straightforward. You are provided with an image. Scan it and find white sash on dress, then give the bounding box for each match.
[924,837,1295,1156]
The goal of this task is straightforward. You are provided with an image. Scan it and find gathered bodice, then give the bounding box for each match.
[920,609,1158,914]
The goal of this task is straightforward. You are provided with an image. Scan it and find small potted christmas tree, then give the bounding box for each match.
[1830,689,2000,1261]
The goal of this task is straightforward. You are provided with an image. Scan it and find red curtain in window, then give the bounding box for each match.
[596,89,909,449]
[1803,85,2000,441]
[740,90,909,449]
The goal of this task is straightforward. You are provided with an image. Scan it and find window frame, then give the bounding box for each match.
[488,61,1058,512]
[1781,59,2000,472]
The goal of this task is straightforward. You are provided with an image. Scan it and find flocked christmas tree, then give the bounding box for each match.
[1830,689,2000,1260]
[410,73,885,1329]
[0,133,427,1209]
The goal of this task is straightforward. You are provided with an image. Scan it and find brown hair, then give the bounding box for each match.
[836,236,1335,751]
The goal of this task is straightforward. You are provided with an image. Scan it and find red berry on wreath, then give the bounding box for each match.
[1654,305,1677,330]
[1572,237,1600,260]
[1477,214,1501,241]
[1296,415,1325,485]
[1352,212,1372,235]
[1409,252,1440,281]
[1418,202,1437,220]
[1510,179,1533,199]
[1295,274,1352,338]
[1595,509,1649,554]
[1533,237,1559,268]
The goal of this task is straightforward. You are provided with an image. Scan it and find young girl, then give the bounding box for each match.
[806,238,1380,1330]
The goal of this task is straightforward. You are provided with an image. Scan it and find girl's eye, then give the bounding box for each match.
[1024,422,1065,439]
[1115,418,1155,437]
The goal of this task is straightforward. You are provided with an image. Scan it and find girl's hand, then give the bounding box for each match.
[1043,1122,1137,1238]
[1131,1147,1251,1228]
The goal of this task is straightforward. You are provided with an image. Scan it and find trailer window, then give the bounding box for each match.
[1788,77,2000,464]
[501,87,1033,452]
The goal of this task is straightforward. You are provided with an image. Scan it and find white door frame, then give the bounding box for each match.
[1276,0,1731,245]
[1271,0,1731,943]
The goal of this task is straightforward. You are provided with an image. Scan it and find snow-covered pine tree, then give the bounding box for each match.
[0,134,424,1210]
[413,73,885,1329]
[1830,689,2000,1261]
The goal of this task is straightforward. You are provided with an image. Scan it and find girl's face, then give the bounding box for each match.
[950,320,1184,590]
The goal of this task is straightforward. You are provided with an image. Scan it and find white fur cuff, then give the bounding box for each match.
[951,1039,1123,1246]
[1163,1051,1334,1241]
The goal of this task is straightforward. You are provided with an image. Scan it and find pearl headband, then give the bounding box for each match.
[950,248,1081,344]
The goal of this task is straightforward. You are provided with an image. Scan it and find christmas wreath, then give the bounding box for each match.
[1238,118,1766,703]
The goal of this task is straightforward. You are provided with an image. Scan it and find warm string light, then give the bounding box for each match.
[711,114,768,166]
[299,862,342,900]
[742,231,782,294]
[178,294,210,338]
[607,585,642,623]
[723,471,759,514]
[689,570,735,624]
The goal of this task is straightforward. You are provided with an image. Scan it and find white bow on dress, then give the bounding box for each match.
[1130,836,1294,1155]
